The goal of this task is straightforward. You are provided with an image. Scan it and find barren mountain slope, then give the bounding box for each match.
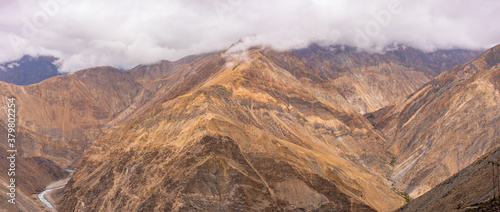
[120,53,223,122]
[0,67,148,168]
[295,45,480,113]
[59,48,405,211]
[0,44,483,211]
[0,120,68,212]
[368,44,500,198]
[0,52,227,211]
[0,67,154,211]
[396,147,500,211]
[0,53,229,211]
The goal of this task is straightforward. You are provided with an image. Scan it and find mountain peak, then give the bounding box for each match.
[0,55,61,85]
[475,43,500,69]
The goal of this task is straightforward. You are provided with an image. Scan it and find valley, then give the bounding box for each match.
[1,1,498,211]
[0,44,497,211]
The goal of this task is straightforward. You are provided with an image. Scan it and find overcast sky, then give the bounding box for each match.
[1,0,499,72]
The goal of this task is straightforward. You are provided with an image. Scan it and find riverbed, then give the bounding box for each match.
[38,170,74,211]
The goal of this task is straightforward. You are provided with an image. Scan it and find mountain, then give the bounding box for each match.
[0,66,151,211]
[367,44,500,198]
[0,44,490,211]
[0,55,61,85]
[294,44,480,114]
[58,48,405,211]
[396,147,500,211]
[0,118,70,212]
[0,52,230,212]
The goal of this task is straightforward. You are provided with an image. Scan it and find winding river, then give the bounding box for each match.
[38,169,75,211]
[38,185,66,209]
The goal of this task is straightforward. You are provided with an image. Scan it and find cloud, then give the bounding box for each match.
[0,0,499,72]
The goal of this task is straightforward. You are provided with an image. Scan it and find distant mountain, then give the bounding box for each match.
[0,55,60,85]
[368,44,500,198]
[396,147,500,211]
[294,44,481,113]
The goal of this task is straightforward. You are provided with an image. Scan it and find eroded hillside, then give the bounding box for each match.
[59,48,405,211]
[368,44,500,198]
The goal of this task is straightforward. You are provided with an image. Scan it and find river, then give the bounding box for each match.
[38,169,75,211]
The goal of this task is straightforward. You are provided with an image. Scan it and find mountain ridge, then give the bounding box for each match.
[294,44,481,113]
[0,44,492,211]
[58,47,405,211]
[367,44,500,198]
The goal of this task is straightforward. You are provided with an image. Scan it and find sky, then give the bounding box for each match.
[1,0,499,72]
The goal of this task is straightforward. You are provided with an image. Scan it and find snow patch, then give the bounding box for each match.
[7,62,19,69]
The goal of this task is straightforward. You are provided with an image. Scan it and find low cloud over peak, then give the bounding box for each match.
[1,0,499,72]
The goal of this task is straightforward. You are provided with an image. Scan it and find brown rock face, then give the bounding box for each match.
[295,44,480,113]
[59,49,405,211]
[368,44,500,198]
[396,147,500,211]
[0,67,146,169]
[0,122,69,212]
[0,66,167,211]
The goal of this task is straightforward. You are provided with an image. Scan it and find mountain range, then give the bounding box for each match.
[368,44,500,198]
[1,43,499,211]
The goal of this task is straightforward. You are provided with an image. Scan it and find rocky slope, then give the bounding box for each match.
[396,147,500,211]
[0,121,69,212]
[0,67,152,211]
[0,50,248,211]
[295,44,480,113]
[368,44,500,198]
[0,55,61,85]
[0,67,149,168]
[58,48,405,211]
[0,44,487,211]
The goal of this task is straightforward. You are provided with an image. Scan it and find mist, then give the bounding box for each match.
[1,0,499,72]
